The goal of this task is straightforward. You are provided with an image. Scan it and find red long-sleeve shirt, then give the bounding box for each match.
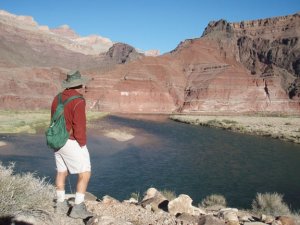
[51,89,87,147]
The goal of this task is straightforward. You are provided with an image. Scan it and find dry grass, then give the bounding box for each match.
[0,110,50,133]
[0,110,108,134]
[160,189,177,201]
[0,162,54,218]
[0,162,85,225]
[252,192,291,216]
[200,194,227,207]
[130,192,141,202]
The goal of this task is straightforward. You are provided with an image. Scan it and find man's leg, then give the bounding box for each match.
[54,170,70,214]
[56,170,68,190]
[55,150,69,204]
[63,142,93,219]
[74,171,91,205]
[55,170,68,202]
[70,171,93,219]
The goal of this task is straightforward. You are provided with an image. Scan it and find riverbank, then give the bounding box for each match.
[170,115,300,144]
[0,110,108,134]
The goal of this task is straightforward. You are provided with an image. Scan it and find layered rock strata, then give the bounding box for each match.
[0,10,299,114]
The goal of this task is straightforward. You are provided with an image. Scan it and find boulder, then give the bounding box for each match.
[142,187,159,201]
[237,210,255,222]
[260,214,275,223]
[123,197,138,204]
[176,212,200,224]
[168,194,206,216]
[277,216,297,225]
[85,192,99,201]
[102,195,120,204]
[272,220,283,225]
[141,188,168,212]
[86,215,133,225]
[244,223,268,225]
[198,215,225,225]
[218,208,239,225]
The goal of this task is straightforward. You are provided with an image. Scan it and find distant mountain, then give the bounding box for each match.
[0,10,299,114]
[85,12,300,114]
[0,10,144,109]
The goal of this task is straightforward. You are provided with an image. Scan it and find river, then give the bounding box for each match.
[0,114,300,210]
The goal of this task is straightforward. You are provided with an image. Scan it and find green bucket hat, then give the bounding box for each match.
[62,70,90,89]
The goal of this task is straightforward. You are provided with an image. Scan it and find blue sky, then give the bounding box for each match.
[1,0,299,54]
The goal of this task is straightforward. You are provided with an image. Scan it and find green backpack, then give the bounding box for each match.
[45,93,83,150]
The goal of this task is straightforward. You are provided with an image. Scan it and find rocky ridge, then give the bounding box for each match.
[0,10,113,55]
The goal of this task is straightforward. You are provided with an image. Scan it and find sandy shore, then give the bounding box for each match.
[0,141,6,147]
[104,129,135,142]
[170,115,300,144]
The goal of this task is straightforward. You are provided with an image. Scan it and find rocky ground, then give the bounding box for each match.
[170,115,300,144]
[11,188,299,225]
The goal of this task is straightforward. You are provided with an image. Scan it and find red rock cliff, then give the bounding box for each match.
[0,10,299,114]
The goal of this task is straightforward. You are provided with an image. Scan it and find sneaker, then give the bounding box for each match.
[69,202,93,219]
[54,199,70,215]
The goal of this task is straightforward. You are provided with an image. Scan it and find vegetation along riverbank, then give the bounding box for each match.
[0,110,108,134]
[170,115,300,144]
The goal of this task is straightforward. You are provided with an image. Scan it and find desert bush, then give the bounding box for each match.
[0,162,55,218]
[206,119,223,127]
[130,192,141,202]
[222,119,238,125]
[200,194,227,207]
[293,212,300,224]
[252,193,290,216]
[160,189,177,201]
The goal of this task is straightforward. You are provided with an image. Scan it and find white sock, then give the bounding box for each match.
[56,190,65,202]
[75,192,85,205]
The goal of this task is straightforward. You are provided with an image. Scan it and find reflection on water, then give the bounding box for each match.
[1,114,300,210]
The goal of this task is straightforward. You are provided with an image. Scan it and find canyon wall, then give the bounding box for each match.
[0,10,299,114]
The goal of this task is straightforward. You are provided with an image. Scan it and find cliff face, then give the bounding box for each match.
[86,12,300,114]
[0,10,299,114]
[202,12,300,101]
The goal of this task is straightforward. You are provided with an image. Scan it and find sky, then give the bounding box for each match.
[1,0,299,54]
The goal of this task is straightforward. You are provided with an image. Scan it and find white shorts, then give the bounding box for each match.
[55,139,91,174]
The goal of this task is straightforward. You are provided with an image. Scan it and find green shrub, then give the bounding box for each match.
[222,119,238,125]
[206,120,223,127]
[200,194,227,207]
[0,162,55,218]
[130,192,141,202]
[160,189,177,201]
[252,193,290,216]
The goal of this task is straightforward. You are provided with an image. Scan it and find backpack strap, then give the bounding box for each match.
[62,95,84,106]
[52,94,84,123]
[58,93,63,104]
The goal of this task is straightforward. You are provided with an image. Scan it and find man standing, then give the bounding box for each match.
[51,70,93,219]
